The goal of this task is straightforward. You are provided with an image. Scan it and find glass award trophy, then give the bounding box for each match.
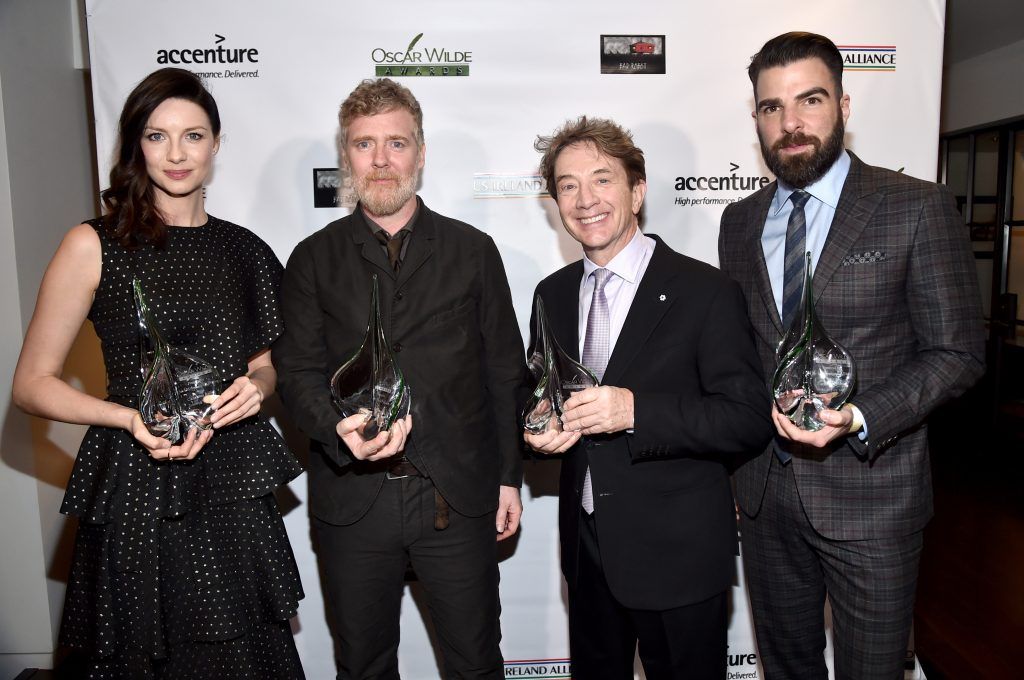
[133,278,221,443]
[772,253,856,431]
[523,295,599,435]
[330,274,411,440]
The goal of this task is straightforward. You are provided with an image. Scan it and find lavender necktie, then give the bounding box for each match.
[580,268,613,514]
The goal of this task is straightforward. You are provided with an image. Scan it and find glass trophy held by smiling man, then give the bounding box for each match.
[523,295,599,435]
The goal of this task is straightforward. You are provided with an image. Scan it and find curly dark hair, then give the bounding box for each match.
[101,68,221,248]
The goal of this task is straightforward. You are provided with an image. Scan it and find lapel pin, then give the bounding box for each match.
[658,294,667,302]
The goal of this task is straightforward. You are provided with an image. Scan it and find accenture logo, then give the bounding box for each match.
[838,45,896,72]
[727,648,759,679]
[157,34,258,65]
[674,163,770,207]
[157,34,260,79]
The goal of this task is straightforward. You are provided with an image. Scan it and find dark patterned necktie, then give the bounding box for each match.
[781,190,811,328]
[776,190,811,465]
[375,229,407,273]
[580,268,613,514]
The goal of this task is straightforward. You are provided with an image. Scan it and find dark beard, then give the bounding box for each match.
[760,117,845,188]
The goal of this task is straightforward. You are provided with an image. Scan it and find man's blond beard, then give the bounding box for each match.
[356,170,418,217]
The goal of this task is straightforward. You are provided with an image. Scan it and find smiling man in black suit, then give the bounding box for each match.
[525,116,772,679]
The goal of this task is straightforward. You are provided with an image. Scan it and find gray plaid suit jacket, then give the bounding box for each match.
[718,151,985,540]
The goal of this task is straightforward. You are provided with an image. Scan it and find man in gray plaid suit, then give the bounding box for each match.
[718,32,985,679]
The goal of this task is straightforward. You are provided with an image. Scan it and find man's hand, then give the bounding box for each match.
[560,386,634,435]
[523,418,581,455]
[496,485,522,541]
[337,413,412,461]
[772,404,854,448]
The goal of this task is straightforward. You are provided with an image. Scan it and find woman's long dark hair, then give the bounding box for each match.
[101,68,221,248]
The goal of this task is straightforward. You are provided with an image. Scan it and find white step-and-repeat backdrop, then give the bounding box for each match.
[85,1,943,677]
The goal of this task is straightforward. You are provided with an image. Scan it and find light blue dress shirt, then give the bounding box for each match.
[761,150,851,318]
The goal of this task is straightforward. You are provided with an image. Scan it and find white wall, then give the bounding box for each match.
[941,37,1024,133]
[0,0,99,674]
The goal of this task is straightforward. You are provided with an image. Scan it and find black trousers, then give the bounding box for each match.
[313,475,503,680]
[568,511,728,680]
[740,458,922,680]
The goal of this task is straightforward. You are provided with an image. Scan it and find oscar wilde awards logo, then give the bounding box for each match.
[156,34,260,80]
[600,35,666,74]
[372,32,472,77]
[674,162,770,208]
[838,44,896,72]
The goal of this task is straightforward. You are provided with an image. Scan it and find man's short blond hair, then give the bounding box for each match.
[338,78,424,146]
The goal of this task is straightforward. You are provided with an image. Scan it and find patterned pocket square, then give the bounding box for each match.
[842,250,886,266]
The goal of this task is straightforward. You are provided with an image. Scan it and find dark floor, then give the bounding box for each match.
[914,386,1024,679]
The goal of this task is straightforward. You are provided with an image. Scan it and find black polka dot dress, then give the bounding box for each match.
[58,217,305,679]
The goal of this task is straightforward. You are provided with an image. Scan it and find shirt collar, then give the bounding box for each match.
[362,196,421,237]
[770,149,851,216]
[582,226,649,284]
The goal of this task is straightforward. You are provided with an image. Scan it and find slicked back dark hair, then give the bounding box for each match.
[748,32,844,98]
[102,68,221,248]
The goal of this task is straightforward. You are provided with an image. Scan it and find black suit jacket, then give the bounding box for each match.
[532,234,772,611]
[275,201,525,525]
[718,152,985,540]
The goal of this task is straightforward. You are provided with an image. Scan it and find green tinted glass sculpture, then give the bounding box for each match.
[523,295,599,435]
[330,274,411,440]
[133,278,221,443]
[772,253,856,431]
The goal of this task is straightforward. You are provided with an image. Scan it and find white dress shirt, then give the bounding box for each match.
[578,227,656,360]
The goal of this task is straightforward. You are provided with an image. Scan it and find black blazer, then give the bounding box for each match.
[719,152,985,540]
[275,201,526,525]
[531,234,772,610]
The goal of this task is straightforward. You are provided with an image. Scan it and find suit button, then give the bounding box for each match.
[392,342,403,353]
[394,291,404,301]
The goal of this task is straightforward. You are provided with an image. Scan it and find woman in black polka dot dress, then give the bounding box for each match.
[13,68,305,678]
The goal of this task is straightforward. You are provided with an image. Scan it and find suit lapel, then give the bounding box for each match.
[350,201,437,286]
[601,236,677,386]
[548,263,584,361]
[813,153,883,303]
[396,204,435,290]
[745,186,783,336]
